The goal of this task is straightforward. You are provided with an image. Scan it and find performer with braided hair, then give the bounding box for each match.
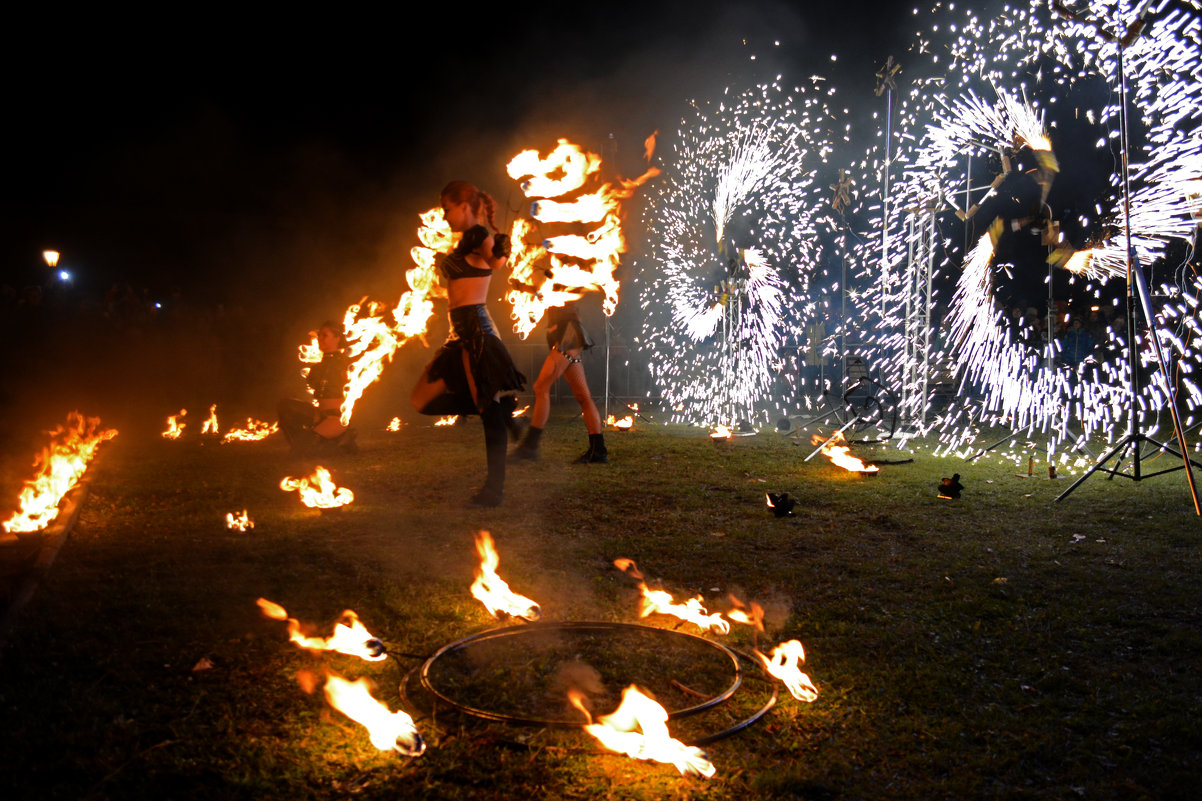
[510,300,607,464]
[411,181,526,507]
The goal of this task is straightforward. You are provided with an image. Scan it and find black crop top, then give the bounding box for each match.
[437,251,492,281]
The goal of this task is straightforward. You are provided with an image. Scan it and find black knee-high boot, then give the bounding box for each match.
[474,401,508,506]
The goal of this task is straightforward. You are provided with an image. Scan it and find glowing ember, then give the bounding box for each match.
[161,409,186,439]
[386,417,403,432]
[2,412,117,535]
[470,531,541,622]
[570,686,715,778]
[201,404,219,435]
[225,510,254,531]
[256,598,386,662]
[810,432,879,473]
[221,418,279,443]
[755,640,819,702]
[614,559,729,635]
[433,416,458,427]
[504,137,658,338]
[323,673,425,756]
[279,466,354,509]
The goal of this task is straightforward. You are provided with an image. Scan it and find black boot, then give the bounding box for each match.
[473,401,508,507]
[510,426,542,462]
[500,395,526,442]
[574,433,609,464]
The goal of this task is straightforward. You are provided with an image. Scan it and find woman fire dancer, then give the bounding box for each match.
[410,181,525,507]
[510,300,608,464]
[277,321,358,455]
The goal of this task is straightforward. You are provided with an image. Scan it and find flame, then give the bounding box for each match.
[162,409,187,439]
[614,416,633,431]
[810,431,879,473]
[513,405,530,418]
[644,130,658,163]
[279,466,354,509]
[711,424,732,440]
[256,598,386,662]
[754,640,819,702]
[225,510,253,531]
[2,412,117,534]
[504,138,659,338]
[725,594,764,631]
[323,673,425,756]
[614,558,729,635]
[221,418,279,443]
[386,417,403,432]
[201,404,219,435]
[433,416,458,427]
[470,531,541,621]
[570,686,715,778]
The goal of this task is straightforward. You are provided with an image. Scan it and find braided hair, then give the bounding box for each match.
[440,181,499,232]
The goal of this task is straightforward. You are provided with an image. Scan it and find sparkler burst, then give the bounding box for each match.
[845,0,1202,459]
[634,78,847,426]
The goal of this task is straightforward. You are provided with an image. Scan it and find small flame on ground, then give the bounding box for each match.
[221,418,278,443]
[386,417,403,432]
[614,559,729,634]
[201,404,219,435]
[470,531,541,621]
[256,598,386,662]
[433,416,458,427]
[225,510,253,531]
[162,409,186,439]
[570,685,715,778]
[323,673,425,756]
[725,594,764,631]
[811,431,879,473]
[754,640,819,702]
[2,412,117,535]
[711,424,732,440]
[607,415,634,430]
[279,466,354,509]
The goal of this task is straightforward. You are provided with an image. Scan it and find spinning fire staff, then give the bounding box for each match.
[1052,1,1200,513]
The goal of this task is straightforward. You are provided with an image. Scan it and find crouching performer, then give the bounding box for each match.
[510,300,607,464]
[411,181,525,507]
[278,320,358,455]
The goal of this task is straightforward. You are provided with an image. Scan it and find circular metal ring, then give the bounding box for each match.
[418,621,742,728]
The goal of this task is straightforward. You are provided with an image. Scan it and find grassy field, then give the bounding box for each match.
[1,408,1200,800]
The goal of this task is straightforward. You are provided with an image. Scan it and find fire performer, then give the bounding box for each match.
[510,299,608,464]
[410,181,525,507]
[277,321,358,455]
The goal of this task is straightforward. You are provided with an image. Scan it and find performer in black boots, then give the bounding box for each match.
[511,300,608,464]
[411,181,525,507]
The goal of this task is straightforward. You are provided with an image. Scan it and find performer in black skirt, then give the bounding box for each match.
[411,181,525,507]
[510,300,607,464]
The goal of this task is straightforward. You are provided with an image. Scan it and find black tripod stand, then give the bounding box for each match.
[1053,1,1200,513]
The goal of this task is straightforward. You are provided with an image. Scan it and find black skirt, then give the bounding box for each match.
[428,304,525,409]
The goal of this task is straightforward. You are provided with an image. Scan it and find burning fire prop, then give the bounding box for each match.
[755,640,818,702]
[2,412,117,536]
[504,138,659,338]
[221,418,278,443]
[433,415,458,427]
[470,531,541,622]
[161,409,186,439]
[201,404,219,436]
[570,685,715,778]
[386,417,403,432]
[614,559,729,635]
[257,598,386,661]
[225,510,254,531]
[811,431,879,473]
[323,673,426,756]
[605,415,634,431]
[710,424,732,442]
[279,466,354,509]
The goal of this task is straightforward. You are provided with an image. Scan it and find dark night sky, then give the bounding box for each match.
[4,1,908,313]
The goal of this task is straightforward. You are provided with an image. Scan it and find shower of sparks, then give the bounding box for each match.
[634,78,849,426]
[842,0,1202,460]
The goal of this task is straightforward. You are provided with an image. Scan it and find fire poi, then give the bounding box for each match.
[323,673,426,756]
[2,412,117,537]
[256,598,386,661]
[614,558,729,635]
[470,530,541,622]
[570,685,716,778]
[754,640,819,703]
[279,466,354,509]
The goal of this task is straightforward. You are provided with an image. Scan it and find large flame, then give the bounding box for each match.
[754,640,819,702]
[504,138,659,338]
[570,686,715,778]
[810,431,880,473]
[470,531,541,621]
[279,466,354,509]
[256,598,386,661]
[613,559,729,635]
[221,418,279,443]
[2,412,117,535]
[323,673,425,756]
[161,409,186,440]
